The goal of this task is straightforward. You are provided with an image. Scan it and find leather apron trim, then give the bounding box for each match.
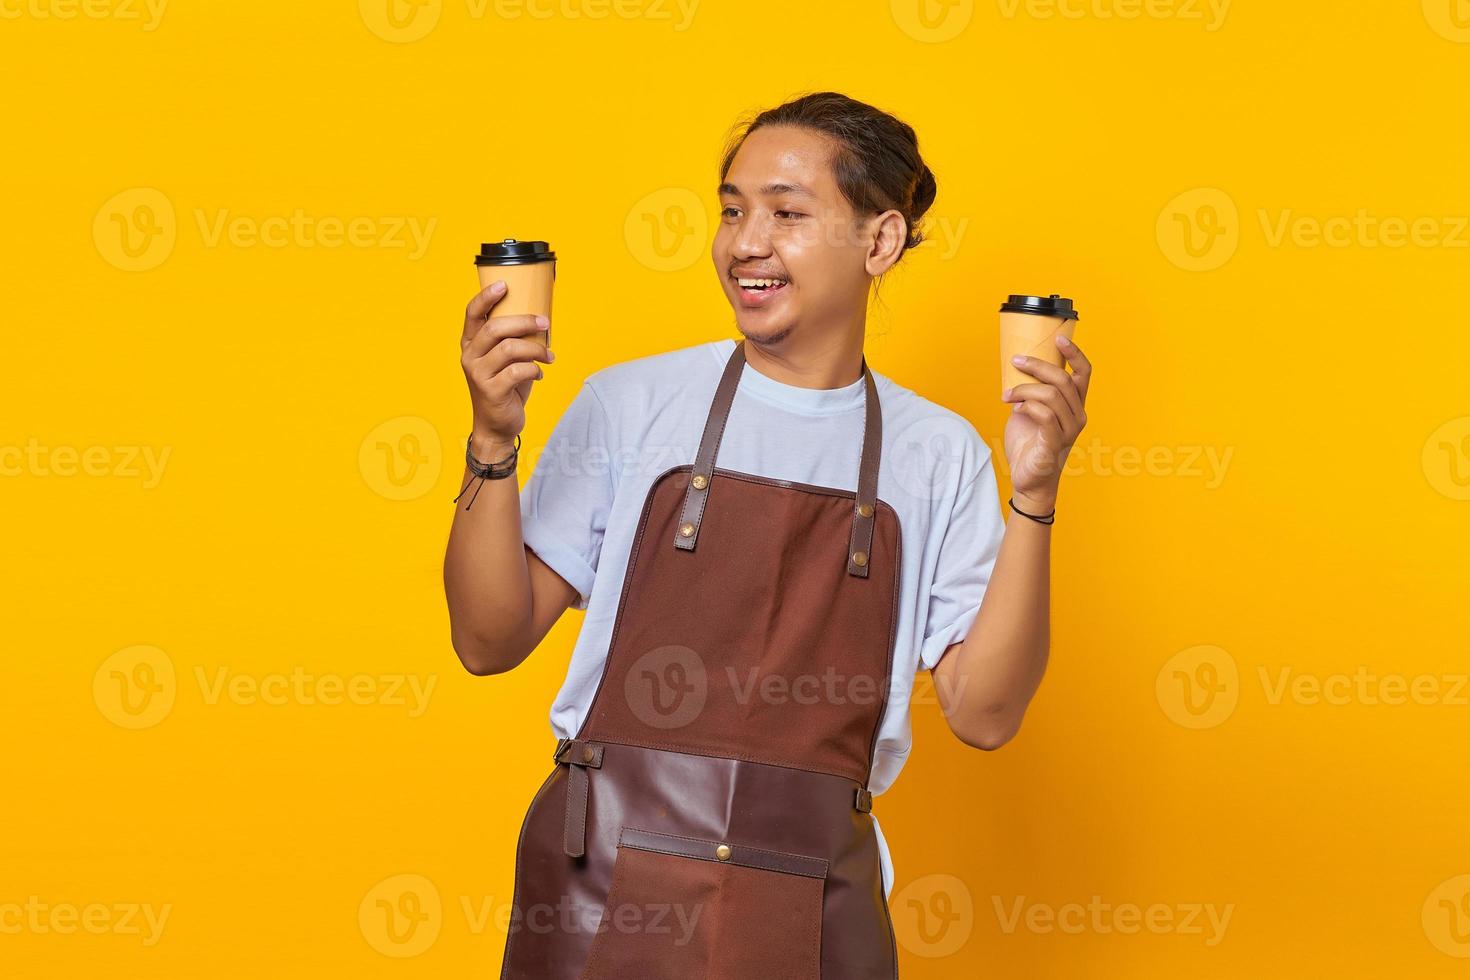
[553,735,878,858]
[618,826,830,879]
[673,339,882,579]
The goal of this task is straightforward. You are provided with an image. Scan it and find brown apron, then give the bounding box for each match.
[501,339,902,979]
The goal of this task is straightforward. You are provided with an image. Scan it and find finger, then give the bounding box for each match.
[1015,398,1066,446]
[462,281,508,344]
[1003,381,1080,430]
[1006,355,1083,420]
[465,313,550,360]
[484,359,544,398]
[1056,335,1093,404]
[471,335,554,380]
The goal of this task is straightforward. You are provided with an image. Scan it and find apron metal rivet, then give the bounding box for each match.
[856,503,873,518]
[715,844,731,861]
[852,551,868,567]
[692,474,708,490]
[581,746,595,763]
[679,523,695,537]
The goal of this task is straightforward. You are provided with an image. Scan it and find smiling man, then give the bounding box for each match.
[444,90,1094,978]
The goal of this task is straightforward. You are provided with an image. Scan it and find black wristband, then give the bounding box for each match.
[1008,496,1056,525]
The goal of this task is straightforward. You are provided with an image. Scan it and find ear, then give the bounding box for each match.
[863,209,908,277]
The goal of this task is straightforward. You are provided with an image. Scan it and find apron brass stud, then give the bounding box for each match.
[692,474,708,490]
[856,503,873,518]
[851,550,868,567]
[679,522,695,537]
[581,745,595,763]
[715,843,732,861]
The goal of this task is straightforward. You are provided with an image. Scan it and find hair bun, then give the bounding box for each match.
[904,166,937,250]
[912,165,937,216]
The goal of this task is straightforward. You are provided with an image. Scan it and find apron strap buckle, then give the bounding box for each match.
[854,787,873,813]
[553,739,604,858]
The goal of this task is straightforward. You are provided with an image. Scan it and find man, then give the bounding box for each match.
[445,91,1092,978]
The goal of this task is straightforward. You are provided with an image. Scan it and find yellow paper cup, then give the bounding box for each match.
[475,239,556,349]
[999,294,1079,393]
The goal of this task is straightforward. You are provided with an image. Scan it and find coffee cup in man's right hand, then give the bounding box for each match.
[476,238,557,349]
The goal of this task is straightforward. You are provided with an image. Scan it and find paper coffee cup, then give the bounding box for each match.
[999,293,1079,393]
[475,239,556,349]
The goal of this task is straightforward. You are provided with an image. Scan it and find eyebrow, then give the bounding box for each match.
[718,181,818,200]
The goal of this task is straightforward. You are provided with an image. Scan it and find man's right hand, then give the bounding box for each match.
[461,280,556,459]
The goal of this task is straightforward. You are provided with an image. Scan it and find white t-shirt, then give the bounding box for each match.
[518,338,1006,897]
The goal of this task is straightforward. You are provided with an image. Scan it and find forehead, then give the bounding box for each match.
[723,125,839,199]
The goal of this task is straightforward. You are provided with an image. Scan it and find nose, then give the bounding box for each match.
[731,212,774,262]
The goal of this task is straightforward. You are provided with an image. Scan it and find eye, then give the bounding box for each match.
[720,206,742,219]
[775,210,805,220]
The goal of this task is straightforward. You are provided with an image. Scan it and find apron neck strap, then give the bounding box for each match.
[673,339,883,579]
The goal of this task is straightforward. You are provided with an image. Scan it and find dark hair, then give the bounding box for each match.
[718,91,937,260]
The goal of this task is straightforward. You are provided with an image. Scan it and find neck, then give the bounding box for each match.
[738,324,865,390]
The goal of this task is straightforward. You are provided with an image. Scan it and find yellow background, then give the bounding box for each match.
[4,0,1469,976]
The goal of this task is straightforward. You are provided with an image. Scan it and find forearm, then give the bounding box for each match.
[443,433,536,674]
[934,332,1091,748]
[934,489,1054,748]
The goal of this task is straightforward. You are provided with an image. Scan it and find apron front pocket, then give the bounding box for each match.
[580,826,828,980]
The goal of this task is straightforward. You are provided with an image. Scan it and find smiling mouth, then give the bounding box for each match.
[732,275,789,295]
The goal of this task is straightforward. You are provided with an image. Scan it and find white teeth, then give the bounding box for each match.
[736,277,785,288]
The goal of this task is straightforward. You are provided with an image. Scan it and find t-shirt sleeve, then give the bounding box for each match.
[918,452,1006,670]
[519,381,616,611]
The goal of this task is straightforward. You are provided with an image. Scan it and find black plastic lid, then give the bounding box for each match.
[999,293,1079,320]
[475,239,556,266]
